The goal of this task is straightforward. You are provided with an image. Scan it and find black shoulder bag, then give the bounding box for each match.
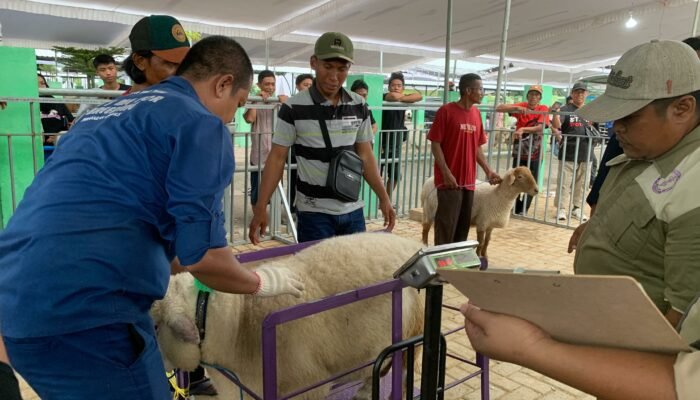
[317,117,364,202]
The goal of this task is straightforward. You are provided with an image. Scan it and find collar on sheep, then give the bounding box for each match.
[195,288,210,342]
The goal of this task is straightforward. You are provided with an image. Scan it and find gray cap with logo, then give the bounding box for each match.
[578,39,700,122]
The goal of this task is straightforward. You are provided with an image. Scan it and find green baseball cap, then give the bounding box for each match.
[129,15,190,64]
[314,32,354,63]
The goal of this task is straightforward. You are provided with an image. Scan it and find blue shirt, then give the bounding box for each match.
[586,131,623,206]
[0,77,234,337]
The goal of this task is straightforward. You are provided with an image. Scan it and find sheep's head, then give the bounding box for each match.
[504,166,538,196]
[150,276,202,372]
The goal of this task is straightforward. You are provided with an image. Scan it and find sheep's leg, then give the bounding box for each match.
[421,222,431,245]
[476,230,485,257]
[482,229,493,260]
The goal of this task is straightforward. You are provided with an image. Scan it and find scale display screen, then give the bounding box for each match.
[434,255,454,268]
[430,250,480,270]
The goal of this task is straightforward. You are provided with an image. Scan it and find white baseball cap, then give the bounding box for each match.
[578,40,700,122]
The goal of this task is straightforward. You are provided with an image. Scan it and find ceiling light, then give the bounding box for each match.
[625,13,638,29]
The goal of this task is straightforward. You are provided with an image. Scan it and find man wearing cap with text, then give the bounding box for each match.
[552,81,595,222]
[496,85,549,214]
[574,40,700,328]
[249,32,395,243]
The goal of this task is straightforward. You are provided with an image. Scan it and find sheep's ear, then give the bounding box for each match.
[167,315,200,345]
[507,173,516,185]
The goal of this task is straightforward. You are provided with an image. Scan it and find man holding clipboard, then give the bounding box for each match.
[456,39,700,400]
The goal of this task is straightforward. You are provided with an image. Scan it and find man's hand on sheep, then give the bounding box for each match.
[486,170,502,185]
[254,265,305,297]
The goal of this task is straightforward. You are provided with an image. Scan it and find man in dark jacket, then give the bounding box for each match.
[552,82,594,222]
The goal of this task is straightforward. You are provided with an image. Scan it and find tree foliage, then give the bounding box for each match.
[185,30,202,43]
[52,46,125,88]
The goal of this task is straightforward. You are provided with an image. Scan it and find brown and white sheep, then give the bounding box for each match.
[151,233,425,400]
[420,166,538,258]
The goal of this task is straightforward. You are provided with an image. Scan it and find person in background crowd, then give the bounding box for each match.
[76,54,132,117]
[244,70,288,207]
[122,15,191,94]
[495,85,549,214]
[428,73,500,246]
[295,73,313,92]
[350,79,378,134]
[552,82,593,223]
[381,71,423,199]
[37,73,74,148]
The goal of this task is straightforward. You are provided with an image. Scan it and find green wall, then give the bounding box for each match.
[346,73,385,216]
[0,47,44,229]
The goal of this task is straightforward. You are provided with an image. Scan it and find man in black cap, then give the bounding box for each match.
[552,81,594,222]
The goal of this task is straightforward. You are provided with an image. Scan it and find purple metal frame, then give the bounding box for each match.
[232,238,404,400]
[261,278,406,400]
[185,240,489,399]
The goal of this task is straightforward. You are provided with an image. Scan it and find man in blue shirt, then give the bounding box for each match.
[0,36,303,399]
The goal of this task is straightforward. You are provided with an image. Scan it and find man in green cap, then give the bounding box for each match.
[249,32,395,244]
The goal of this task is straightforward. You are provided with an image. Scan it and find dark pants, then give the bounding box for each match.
[296,208,366,243]
[512,157,540,214]
[4,319,169,400]
[251,168,260,206]
[434,189,475,245]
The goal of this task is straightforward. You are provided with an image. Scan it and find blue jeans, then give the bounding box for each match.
[296,208,366,242]
[4,319,169,400]
[251,169,260,206]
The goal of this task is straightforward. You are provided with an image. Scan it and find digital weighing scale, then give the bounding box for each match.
[392,240,484,399]
[393,240,482,289]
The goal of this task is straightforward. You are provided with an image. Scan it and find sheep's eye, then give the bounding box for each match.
[517,175,522,179]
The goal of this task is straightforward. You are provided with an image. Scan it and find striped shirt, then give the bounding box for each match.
[273,85,372,215]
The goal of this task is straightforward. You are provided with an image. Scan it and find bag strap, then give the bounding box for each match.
[311,95,334,152]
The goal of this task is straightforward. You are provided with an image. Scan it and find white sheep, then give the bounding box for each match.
[420,166,538,258]
[151,232,425,400]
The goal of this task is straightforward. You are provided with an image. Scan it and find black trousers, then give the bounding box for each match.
[434,189,475,245]
[512,157,540,214]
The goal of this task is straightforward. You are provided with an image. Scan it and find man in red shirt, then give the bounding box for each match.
[496,85,548,214]
[428,73,501,245]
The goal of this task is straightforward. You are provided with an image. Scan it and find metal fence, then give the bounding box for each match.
[0,91,609,244]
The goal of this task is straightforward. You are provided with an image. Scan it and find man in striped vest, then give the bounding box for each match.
[249,32,395,243]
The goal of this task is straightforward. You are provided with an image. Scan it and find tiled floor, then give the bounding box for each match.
[16,216,593,400]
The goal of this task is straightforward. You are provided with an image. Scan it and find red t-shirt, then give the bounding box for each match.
[428,102,487,190]
[510,102,550,160]
[510,102,549,129]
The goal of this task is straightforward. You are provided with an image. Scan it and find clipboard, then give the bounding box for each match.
[438,269,690,354]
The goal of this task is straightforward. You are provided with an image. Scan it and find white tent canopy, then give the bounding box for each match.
[1,0,699,86]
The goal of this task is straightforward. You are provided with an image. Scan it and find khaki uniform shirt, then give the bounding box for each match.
[575,126,700,314]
